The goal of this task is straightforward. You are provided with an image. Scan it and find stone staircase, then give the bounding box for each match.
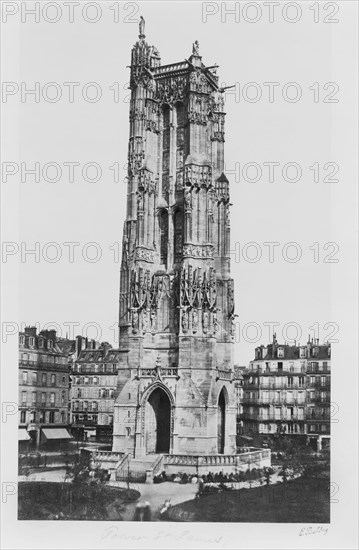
[114,453,164,483]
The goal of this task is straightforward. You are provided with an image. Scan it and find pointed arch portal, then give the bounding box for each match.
[145,387,171,454]
[217,388,226,454]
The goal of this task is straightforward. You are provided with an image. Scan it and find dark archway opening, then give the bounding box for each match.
[217,389,226,454]
[146,388,171,454]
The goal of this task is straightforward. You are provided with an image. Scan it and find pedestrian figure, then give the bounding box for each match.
[134,501,152,521]
[196,476,204,498]
[143,501,151,521]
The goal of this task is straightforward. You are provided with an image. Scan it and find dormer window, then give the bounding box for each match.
[277,347,284,358]
[29,337,35,346]
[19,335,25,346]
[48,340,53,349]
[38,338,44,348]
[300,347,306,358]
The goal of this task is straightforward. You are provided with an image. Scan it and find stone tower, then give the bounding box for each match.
[112,20,237,457]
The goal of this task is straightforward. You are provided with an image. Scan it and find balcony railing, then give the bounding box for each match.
[19,359,68,369]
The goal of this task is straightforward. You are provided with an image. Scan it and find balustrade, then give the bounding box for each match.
[163,448,269,468]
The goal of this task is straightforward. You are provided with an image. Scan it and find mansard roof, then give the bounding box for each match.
[254,343,331,361]
[76,348,120,363]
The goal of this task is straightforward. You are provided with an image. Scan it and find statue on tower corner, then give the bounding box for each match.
[192,40,200,56]
[139,16,145,39]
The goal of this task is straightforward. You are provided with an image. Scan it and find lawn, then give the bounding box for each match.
[166,476,330,523]
[18,481,140,521]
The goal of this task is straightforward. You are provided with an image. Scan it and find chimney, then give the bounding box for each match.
[40,329,56,342]
[306,337,311,358]
[25,326,37,337]
[76,335,88,355]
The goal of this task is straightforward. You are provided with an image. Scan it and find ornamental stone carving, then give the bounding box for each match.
[183,244,214,259]
[134,247,154,263]
[155,76,186,105]
[211,131,225,142]
[138,170,156,194]
[128,137,144,176]
[184,164,212,189]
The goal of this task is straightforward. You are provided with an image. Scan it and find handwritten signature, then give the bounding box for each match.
[101,526,223,546]
[299,526,329,536]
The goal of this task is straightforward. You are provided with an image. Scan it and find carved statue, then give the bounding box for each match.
[202,309,209,332]
[184,187,192,211]
[142,310,148,332]
[227,280,235,317]
[182,310,189,333]
[137,192,144,211]
[225,205,230,226]
[192,40,200,56]
[192,309,198,333]
[231,316,236,337]
[139,16,145,37]
[150,308,157,330]
[132,310,139,333]
[213,311,219,333]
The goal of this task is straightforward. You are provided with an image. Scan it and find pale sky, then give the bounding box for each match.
[1,1,357,364]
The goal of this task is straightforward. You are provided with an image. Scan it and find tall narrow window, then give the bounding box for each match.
[159,210,168,267]
[173,209,183,264]
[162,105,171,198]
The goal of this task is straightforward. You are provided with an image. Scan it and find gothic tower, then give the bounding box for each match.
[113,20,237,457]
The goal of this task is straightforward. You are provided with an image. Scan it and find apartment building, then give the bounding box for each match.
[70,343,120,440]
[242,335,331,451]
[18,327,72,448]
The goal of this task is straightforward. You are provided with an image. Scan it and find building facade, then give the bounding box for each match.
[234,365,246,437]
[70,343,119,440]
[113,21,237,457]
[305,351,331,450]
[18,327,72,447]
[242,335,331,451]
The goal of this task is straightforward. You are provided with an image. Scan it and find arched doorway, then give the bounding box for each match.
[217,389,226,454]
[146,387,171,454]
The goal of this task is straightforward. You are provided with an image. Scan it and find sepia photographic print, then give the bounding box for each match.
[1,1,358,549]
